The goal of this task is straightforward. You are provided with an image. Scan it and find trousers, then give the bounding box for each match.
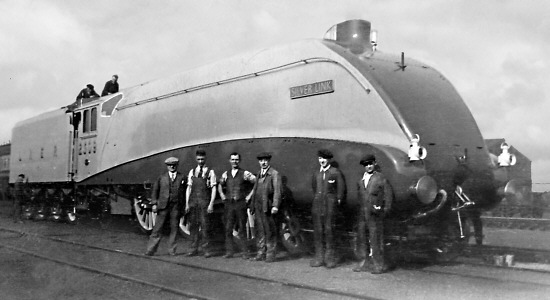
[146,201,180,254]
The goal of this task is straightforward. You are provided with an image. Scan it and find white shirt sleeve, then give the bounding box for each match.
[208,169,217,187]
[187,169,194,186]
[244,170,256,182]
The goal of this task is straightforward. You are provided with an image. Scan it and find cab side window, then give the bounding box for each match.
[83,109,90,133]
[90,108,97,132]
[82,108,97,133]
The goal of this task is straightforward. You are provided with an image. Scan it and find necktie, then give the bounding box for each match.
[170,173,175,181]
[198,167,203,178]
[322,170,326,180]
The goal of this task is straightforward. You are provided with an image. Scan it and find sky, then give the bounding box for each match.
[1,0,549,191]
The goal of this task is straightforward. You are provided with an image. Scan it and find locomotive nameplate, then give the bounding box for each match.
[290,80,334,99]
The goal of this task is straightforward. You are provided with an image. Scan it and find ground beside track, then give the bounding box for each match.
[0,246,190,300]
[1,200,550,299]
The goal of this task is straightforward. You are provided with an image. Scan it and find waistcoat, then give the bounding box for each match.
[226,169,247,200]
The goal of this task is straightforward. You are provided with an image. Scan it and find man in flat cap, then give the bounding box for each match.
[76,84,100,105]
[249,152,282,262]
[145,157,186,256]
[310,149,345,268]
[101,74,120,96]
[218,152,256,259]
[353,154,392,274]
[185,150,217,258]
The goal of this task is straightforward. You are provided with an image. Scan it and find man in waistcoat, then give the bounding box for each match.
[185,150,217,257]
[145,157,186,256]
[218,152,256,258]
[310,149,345,268]
[250,152,282,263]
[353,154,392,274]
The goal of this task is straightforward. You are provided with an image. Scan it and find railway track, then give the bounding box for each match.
[1,221,550,299]
[464,244,550,266]
[0,226,379,300]
[482,216,550,231]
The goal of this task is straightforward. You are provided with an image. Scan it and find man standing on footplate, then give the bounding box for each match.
[310,149,345,269]
[218,152,256,259]
[145,157,186,256]
[185,150,217,257]
[353,154,392,274]
[250,152,282,263]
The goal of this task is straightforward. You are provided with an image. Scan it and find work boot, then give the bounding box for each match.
[475,236,483,246]
[309,258,324,267]
[370,259,387,274]
[352,259,370,272]
[223,252,234,259]
[252,253,265,261]
[265,254,276,263]
[185,250,199,257]
[324,249,337,268]
[310,246,325,267]
[241,251,254,260]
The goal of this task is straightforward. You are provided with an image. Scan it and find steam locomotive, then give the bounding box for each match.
[9,20,516,260]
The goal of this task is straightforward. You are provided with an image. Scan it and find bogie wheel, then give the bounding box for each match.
[279,213,307,256]
[22,205,34,220]
[133,198,157,234]
[67,208,78,224]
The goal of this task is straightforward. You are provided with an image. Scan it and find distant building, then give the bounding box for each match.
[0,143,10,201]
[485,138,532,192]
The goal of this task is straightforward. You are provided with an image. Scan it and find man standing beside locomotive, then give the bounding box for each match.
[13,174,26,223]
[218,152,256,259]
[185,150,217,258]
[250,152,282,263]
[353,154,392,274]
[145,157,186,256]
[310,149,345,269]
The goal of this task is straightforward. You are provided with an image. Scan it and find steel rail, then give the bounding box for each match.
[0,226,382,300]
[0,242,209,300]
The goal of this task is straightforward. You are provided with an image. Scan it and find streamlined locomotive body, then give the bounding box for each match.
[9,20,513,257]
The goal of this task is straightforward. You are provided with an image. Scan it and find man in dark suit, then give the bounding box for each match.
[250,152,282,263]
[310,149,345,268]
[353,154,392,274]
[101,75,119,96]
[218,152,256,259]
[145,157,186,256]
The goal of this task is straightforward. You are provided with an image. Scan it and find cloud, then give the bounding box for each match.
[0,107,41,144]
[0,0,90,65]
[1,0,549,187]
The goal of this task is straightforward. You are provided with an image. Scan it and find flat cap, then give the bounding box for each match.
[317,149,333,159]
[164,157,179,165]
[256,152,272,160]
[360,154,376,165]
[86,84,94,89]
